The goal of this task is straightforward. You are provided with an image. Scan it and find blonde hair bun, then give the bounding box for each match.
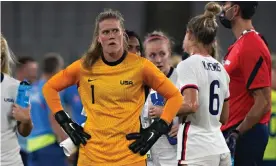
[204,2,222,18]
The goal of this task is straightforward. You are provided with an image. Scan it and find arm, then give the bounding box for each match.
[220,75,230,125]
[176,60,199,116]
[17,120,32,137]
[220,100,229,125]
[142,59,183,124]
[236,48,271,134]
[225,88,270,156]
[48,108,68,142]
[12,104,33,137]
[43,60,81,114]
[127,60,182,155]
[43,60,91,145]
[237,87,271,134]
[177,88,199,116]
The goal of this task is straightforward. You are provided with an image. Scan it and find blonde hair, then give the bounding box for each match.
[82,9,128,70]
[144,30,174,54]
[1,34,16,75]
[211,40,221,60]
[187,2,221,58]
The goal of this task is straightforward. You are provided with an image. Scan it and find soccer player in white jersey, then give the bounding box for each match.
[143,31,179,166]
[1,34,33,166]
[176,2,231,166]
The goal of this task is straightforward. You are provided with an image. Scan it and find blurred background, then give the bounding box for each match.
[1,1,276,64]
[1,2,276,166]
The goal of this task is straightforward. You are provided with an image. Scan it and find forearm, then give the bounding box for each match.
[43,84,65,114]
[18,120,33,137]
[43,62,80,114]
[160,91,183,124]
[52,124,68,143]
[177,88,198,117]
[49,113,68,142]
[237,99,269,134]
[53,111,91,145]
[177,104,195,116]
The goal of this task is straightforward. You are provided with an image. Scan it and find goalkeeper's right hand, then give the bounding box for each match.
[55,111,91,146]
[126,119,169,156]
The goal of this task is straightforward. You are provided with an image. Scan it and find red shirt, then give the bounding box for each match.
[221,30,271,131]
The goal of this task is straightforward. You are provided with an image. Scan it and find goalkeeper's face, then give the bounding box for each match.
[98,19,124,54]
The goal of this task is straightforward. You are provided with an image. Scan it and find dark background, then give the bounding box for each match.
[2,1,276,64]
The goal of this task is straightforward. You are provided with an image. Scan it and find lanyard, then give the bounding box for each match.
[224,29,257,61]
[238,29,258,41]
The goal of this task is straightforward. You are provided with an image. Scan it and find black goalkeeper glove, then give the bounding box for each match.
[126,119,170,156]
[55,111,91,146]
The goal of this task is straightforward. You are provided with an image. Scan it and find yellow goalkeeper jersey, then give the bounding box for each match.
[43,52,182,166]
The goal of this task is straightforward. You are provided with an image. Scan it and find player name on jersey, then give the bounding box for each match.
[202,61,221,72]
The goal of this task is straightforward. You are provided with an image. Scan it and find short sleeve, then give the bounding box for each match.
[239,47,271,90]
[176,60,199,94]
[224,73,230,101]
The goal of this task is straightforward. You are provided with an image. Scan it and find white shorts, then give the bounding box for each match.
[150,136,177,166]
[179,153,231,166]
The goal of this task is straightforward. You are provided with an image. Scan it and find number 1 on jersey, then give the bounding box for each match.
[91,85,95,104]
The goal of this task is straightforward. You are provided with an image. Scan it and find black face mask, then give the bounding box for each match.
[219,10,232,29]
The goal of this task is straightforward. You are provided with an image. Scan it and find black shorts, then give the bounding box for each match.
[223,123,269,166]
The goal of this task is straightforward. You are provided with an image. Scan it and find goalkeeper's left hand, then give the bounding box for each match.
[126,119,169,156]
[55,111,91,146]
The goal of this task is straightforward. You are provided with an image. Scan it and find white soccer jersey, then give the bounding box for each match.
[143,67,178,166]
[1,73,24,166]
[176,55,230,163]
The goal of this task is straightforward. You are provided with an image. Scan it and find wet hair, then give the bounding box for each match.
[82,9,127,69]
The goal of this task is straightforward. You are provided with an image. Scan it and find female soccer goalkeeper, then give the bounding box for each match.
[42,9,182,166]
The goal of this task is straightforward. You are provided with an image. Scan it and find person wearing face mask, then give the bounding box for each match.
[219,2,272,166]
[143,31,179,166]
[42,8,182,166]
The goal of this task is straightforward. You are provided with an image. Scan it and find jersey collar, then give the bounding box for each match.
[166,67,174,78]
[224,29,257,60]
[101,51,127,66]
[238,29,257,40]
